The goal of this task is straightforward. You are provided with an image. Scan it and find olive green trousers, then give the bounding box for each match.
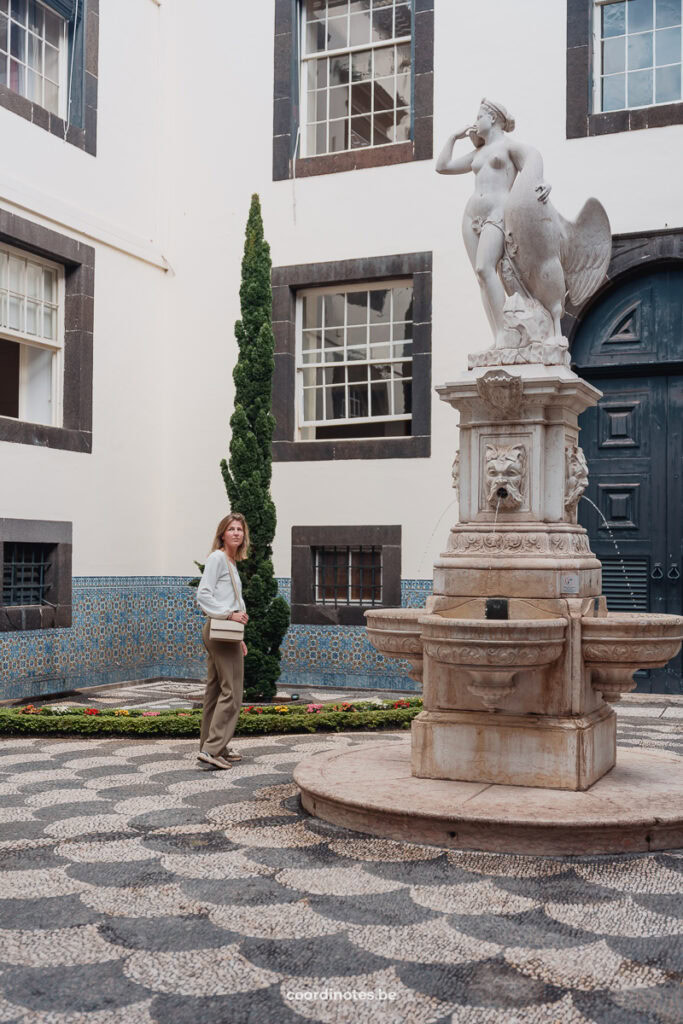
[199,619,244,756]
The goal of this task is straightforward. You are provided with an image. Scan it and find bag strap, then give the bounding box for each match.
[224,554,246,613]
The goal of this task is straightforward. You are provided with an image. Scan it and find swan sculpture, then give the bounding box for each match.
[436,99,611,366]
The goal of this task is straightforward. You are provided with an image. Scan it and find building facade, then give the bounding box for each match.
[1,0,682,700]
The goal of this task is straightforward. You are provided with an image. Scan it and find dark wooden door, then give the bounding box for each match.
[574,268,683,693]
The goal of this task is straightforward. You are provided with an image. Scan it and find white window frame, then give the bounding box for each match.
[0,240,65,428]
[0,0,69,118]
[298,0,412,158]
[295,277,413,440]
[593,0,683,114]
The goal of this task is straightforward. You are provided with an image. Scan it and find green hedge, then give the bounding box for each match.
[0,700,422,738]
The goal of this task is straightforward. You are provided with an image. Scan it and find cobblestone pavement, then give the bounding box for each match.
[6,679,416,711]
[0,719,681,1023]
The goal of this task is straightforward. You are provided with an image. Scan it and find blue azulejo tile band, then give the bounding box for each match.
[0,578,431,700]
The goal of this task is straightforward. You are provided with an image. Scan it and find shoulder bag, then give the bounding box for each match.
[209,558,245,642]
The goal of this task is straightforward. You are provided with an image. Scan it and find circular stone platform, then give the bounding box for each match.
[294,739,683,855]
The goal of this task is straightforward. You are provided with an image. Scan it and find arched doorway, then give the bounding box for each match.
[572,263,682,694]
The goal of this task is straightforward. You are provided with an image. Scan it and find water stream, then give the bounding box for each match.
[416,499,459,579]
[580,494,639,611]
[486,497,502,594]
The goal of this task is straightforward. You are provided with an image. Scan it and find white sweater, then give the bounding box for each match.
[196,549,246,618]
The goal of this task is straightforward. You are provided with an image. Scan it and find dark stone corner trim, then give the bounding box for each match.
[273,0,434,180]
[567,0,683,139]
[291,524,401,625]
[0,209,95,453]
[0,518,72,631]
[272,251,432,462]
[0,0,98,155]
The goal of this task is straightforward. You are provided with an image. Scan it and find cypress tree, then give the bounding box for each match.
[220,194,290,700]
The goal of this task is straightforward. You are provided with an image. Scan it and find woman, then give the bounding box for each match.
[436,98,550,346]
[196,513,249,770]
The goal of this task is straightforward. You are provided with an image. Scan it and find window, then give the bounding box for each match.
[297,280,413,440]
[3,542,53,606]
[0,0,98,154]
[596,0,682,111]
[272,252,431,461]
[0,0,67,116]
[567,0,683,136]
[273,0,433,179]
[301,0,412,157]
[0,210,94,452]
[291,525,400,624]
[314,545,383,606]
[0,243,63,427]
[0,518,72,631]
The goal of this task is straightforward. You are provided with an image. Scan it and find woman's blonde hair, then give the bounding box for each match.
[211,513,250,561]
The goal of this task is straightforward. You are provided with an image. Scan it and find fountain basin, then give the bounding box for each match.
[582,612,683,702]
[365,608,424,682]
[419,614,566,710]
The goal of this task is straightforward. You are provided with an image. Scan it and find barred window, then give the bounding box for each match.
[314,545,382,606]
[301,0,412,156]
[297,279,413,440]
[2,541,53,606]
[596,0,682,112]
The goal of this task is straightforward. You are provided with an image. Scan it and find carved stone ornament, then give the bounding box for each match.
[366,631,423,657]
[451,451,460,497]
[484,443,526,511]
[448,529,592,556]
[564,444,589,513]
[424,640,564,667]
[469,293,571,368]
[475,370,524,416]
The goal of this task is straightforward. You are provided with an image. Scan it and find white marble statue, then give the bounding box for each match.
[436,99,611,367]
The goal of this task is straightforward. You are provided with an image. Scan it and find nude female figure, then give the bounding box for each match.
[436,99,550,346]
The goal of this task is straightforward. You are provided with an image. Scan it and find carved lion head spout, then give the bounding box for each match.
[564,444,589,514]
[485,443,526,511]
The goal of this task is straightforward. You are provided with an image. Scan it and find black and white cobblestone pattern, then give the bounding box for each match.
[0,721,681,1023]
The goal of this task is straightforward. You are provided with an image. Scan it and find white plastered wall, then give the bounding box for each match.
[160,0,682,581]
[2,0,682,582]
[0,0,169,575]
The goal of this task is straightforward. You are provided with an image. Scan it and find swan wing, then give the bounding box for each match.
[559,198,611,307]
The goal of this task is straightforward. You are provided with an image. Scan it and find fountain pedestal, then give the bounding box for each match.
[295,364,683,850]
[368,364,683,792]
[411,365,611,790]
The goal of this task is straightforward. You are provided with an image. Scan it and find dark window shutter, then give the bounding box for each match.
[601,557,649,612]
[43,0,78,20]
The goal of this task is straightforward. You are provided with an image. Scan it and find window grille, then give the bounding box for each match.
[297,279,413,440]
[595,0,682,112]
[300,0,412,156]
[2,541,53,606]
[314,545,382,606]
[0,0,68,116]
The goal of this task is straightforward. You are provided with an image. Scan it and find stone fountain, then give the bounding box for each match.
[295,101,683,853]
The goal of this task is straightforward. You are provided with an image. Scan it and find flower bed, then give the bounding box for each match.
[0,698,423,738]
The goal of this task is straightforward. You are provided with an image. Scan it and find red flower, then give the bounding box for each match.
[84,708,100,715]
